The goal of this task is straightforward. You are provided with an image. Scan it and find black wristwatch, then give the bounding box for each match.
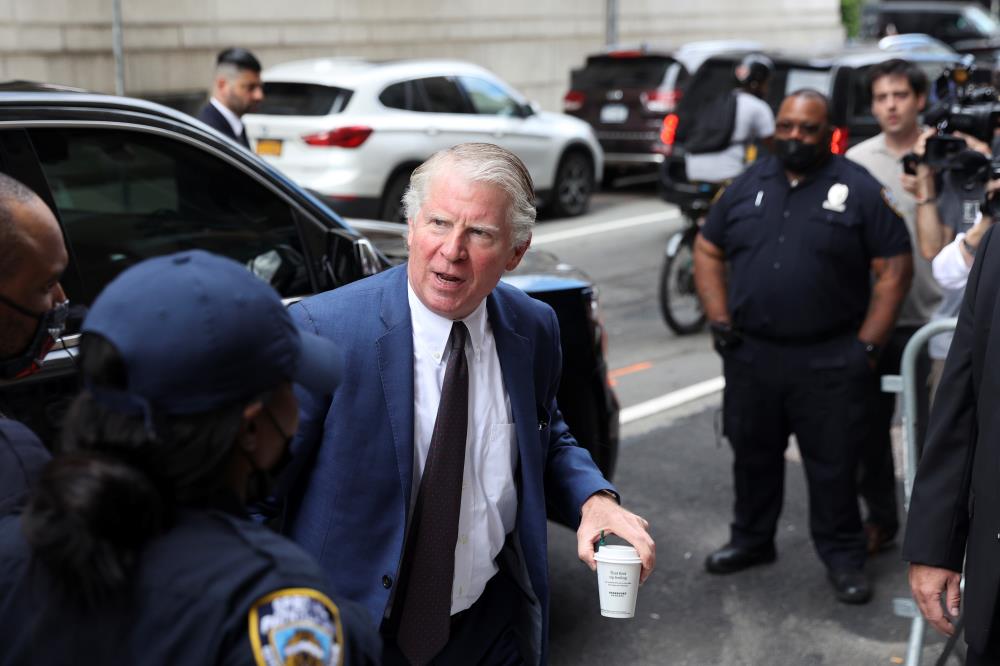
[709,321,742,352]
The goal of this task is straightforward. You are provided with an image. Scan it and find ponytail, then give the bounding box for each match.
[21,452,163,607]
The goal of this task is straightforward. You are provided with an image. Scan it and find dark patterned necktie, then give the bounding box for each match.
[396,321,469,665]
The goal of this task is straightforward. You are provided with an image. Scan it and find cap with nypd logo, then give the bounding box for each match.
[81,250,342,417]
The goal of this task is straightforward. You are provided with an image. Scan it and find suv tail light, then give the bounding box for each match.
[302,126,373,148]
[831,126,848,155]
[658,113,679,157]
[563,90,585,112]
[660,113,679,146]
[641,89,680,113]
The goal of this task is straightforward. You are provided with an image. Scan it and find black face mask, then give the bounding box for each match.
[773,138,829,174]
[0,294,69,380]
[243,405,295,506]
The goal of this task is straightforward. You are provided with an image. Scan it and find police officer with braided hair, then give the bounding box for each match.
[694,89,912,604]
[0,250,381,665]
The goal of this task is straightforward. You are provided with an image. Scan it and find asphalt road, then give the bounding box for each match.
[536,188,959,665]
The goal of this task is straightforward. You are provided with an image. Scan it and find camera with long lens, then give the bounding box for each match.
[922,57,1000,168]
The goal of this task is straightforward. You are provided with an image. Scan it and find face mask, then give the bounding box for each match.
[242,405,295,506]
[773,138,829,174]
[0,295,69,380]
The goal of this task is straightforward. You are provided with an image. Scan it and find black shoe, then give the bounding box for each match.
[827,569,872,604]
[704,543,777,574]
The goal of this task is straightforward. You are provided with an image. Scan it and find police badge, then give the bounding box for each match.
[249,588,343,666]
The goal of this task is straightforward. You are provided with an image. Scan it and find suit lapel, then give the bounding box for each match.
[376,266,416,506]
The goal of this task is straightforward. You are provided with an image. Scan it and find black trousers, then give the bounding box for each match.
[381,567,525,666]
[857,325,930,537]
[722,334,876,572]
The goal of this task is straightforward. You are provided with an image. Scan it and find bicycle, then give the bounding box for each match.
[657,182,720,335]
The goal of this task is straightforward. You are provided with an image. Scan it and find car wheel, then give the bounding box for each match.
[549,151,594,218]
[380,170,411,223]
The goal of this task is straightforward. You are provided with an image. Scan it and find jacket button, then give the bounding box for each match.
[382,575,393,589]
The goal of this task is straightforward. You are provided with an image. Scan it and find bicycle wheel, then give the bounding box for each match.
[659,232,706,335]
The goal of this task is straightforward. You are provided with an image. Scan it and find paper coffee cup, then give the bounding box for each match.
[594,544,642,618]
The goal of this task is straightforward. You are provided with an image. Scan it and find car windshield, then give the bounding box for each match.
[965,6,1000,36]
[256,82,352,116]
[572,55,675,89]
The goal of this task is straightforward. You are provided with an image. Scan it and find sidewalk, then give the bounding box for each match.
[547,406,956,666]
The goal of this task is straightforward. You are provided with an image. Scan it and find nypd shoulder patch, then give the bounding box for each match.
[880,187,904,219]
[248,588,343,666]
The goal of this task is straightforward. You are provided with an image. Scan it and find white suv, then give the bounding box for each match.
[243,58,603,221]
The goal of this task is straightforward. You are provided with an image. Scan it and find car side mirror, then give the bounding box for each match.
[323,229,382,287]
[520,101,540,118]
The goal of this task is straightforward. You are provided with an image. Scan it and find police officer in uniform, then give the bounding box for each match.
[0,173,69,513]
[0,251,381,665]
[694,90,913,604]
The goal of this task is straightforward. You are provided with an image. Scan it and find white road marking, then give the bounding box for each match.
[532,210,681,245]
[620,376,725,425]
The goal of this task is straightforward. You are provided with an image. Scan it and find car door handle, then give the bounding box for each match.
[425,127,439,136]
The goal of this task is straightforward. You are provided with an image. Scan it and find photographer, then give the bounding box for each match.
[903,127,994,393]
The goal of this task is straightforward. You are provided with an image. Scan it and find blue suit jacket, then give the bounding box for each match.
[285,264,614,663]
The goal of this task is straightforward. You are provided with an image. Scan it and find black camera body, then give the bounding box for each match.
[925,59,1000,146]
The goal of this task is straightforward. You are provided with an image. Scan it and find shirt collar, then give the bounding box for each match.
[407,281,488,364]
[210,97,244,138]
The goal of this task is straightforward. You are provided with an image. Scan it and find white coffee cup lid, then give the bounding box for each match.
[593,544,641,564]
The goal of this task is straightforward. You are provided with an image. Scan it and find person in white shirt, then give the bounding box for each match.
[196,47,264,148]
[684,53,776,183]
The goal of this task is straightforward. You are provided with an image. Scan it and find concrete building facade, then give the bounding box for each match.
[0,0,844,111]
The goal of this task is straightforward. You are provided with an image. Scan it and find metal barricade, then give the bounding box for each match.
[880,317,959,666]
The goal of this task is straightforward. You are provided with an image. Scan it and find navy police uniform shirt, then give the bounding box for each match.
[0,418,49,515]
[701,154,911,341]
[0,492,381,666]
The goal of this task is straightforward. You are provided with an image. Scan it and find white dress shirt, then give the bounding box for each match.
[209,97,245,139]
[932,231,973,291]
[407,283,518,614]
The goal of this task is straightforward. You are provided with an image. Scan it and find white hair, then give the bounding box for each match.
[402,143,535,247]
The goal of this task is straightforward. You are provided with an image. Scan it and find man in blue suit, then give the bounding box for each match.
[285,143,655,665]
[195,47,263,149]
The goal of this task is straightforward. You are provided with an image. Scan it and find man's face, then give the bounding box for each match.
[0,199,68,358]
[220,69,264,117]
[871,74,925,137]
[406,172,529,320]
[774,95,831,147]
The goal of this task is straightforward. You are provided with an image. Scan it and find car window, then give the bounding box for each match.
[28,127,312,313]
[458,76,521,116]
[785,68,831,97]
[415,77,471,114]
[965,6,1000,35]
[256,82,352,116]
[380,81,415,110]
[573,56,674,89]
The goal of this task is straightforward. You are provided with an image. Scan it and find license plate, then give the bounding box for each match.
[600,104,628,124]
[255,138,283,157]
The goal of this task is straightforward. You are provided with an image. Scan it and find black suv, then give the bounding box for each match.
[861,2,1000,61]
[563,40,763,183]
[0,90,619,478]
[659,44,964,211]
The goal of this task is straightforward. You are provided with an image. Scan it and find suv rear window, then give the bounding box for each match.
[572,55,676,89]
[257,82,352,116]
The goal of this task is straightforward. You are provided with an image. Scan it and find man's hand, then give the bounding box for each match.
[909,563,962,636]
[577,493,656,583]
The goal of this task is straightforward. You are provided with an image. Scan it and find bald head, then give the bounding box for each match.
[0,175,68,358]
[0,173,46,277]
